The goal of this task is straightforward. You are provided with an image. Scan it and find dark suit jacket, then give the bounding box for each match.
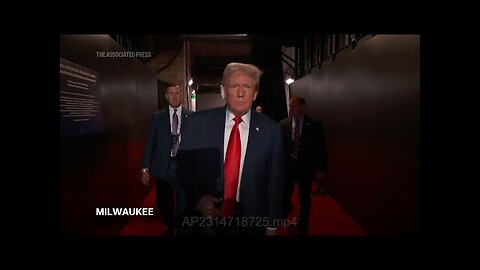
[176,106,285,226]
[141,107,193,184]
[280,115,327,177]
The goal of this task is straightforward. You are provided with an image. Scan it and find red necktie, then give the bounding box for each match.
[221,115,243,217]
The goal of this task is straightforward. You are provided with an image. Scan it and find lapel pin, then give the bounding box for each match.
[256,127,260,132]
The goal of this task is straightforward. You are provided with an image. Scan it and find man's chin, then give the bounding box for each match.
[235,110,249,116]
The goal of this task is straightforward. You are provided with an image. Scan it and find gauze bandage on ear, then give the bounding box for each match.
[220,85,225,99]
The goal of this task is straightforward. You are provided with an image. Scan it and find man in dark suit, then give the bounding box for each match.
[141,83,193,236]
[176,62,285,236]
[280,96,328,235]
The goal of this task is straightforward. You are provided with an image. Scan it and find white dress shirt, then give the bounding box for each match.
[224,107,251,202]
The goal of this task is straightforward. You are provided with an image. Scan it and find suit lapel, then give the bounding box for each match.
[163,108,172,138]
[216,107,226,161]
[285,118,293,149]
[179,107,189,134]
[164,106,172,133]
[241,111,260,188]
[180,107,190,119]
[300,115,310,144]
[215,107,227,192]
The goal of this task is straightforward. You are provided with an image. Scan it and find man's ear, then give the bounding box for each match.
[165,94,169,100]
[220,85,225,99]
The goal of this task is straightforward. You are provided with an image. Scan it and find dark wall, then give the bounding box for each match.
[251,35,288,121]
[157,80,168,111]
[197,93,225,111]
[60,35,158,235]
[290,35,420,235]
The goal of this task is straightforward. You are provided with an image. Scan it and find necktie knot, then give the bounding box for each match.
[234,115,243,125]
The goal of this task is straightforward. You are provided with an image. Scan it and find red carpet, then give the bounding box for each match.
[120,186,166,236]
[121,183,366,236]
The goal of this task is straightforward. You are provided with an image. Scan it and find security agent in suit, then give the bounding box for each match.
[141,83,193,236]
[176,62,285,236]
[280,96,327,235]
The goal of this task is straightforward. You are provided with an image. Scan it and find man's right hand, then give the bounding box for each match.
[141,171,150,186]
[196,194,222,219]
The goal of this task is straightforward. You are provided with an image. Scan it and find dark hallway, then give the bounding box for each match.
[60,34,419,237]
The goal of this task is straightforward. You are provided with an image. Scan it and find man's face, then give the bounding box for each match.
[224,72,257,116]
[165,86,182,108]
[288,99,305,119]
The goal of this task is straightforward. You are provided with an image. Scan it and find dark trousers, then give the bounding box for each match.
[156,179,175,235]
[283,158,313,234]
[156,158,180,235]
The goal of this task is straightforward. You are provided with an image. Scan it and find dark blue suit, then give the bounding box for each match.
[176,107,285,234]
[141,107,193,233]
[142,108,193,182]
[280,115,327,234]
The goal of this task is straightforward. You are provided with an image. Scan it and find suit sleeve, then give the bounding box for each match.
[141,114,158,168]
[268,124,286,226]
[176,117,205,211]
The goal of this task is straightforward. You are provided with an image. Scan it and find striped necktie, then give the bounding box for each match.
[291,118,300,159]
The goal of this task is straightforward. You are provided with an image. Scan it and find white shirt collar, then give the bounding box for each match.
[169,106,182,114]
[226,107,251,126]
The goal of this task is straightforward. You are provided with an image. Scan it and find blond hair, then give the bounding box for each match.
[222,62,263,90]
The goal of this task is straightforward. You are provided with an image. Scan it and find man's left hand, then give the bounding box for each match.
[266,227,277,236]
